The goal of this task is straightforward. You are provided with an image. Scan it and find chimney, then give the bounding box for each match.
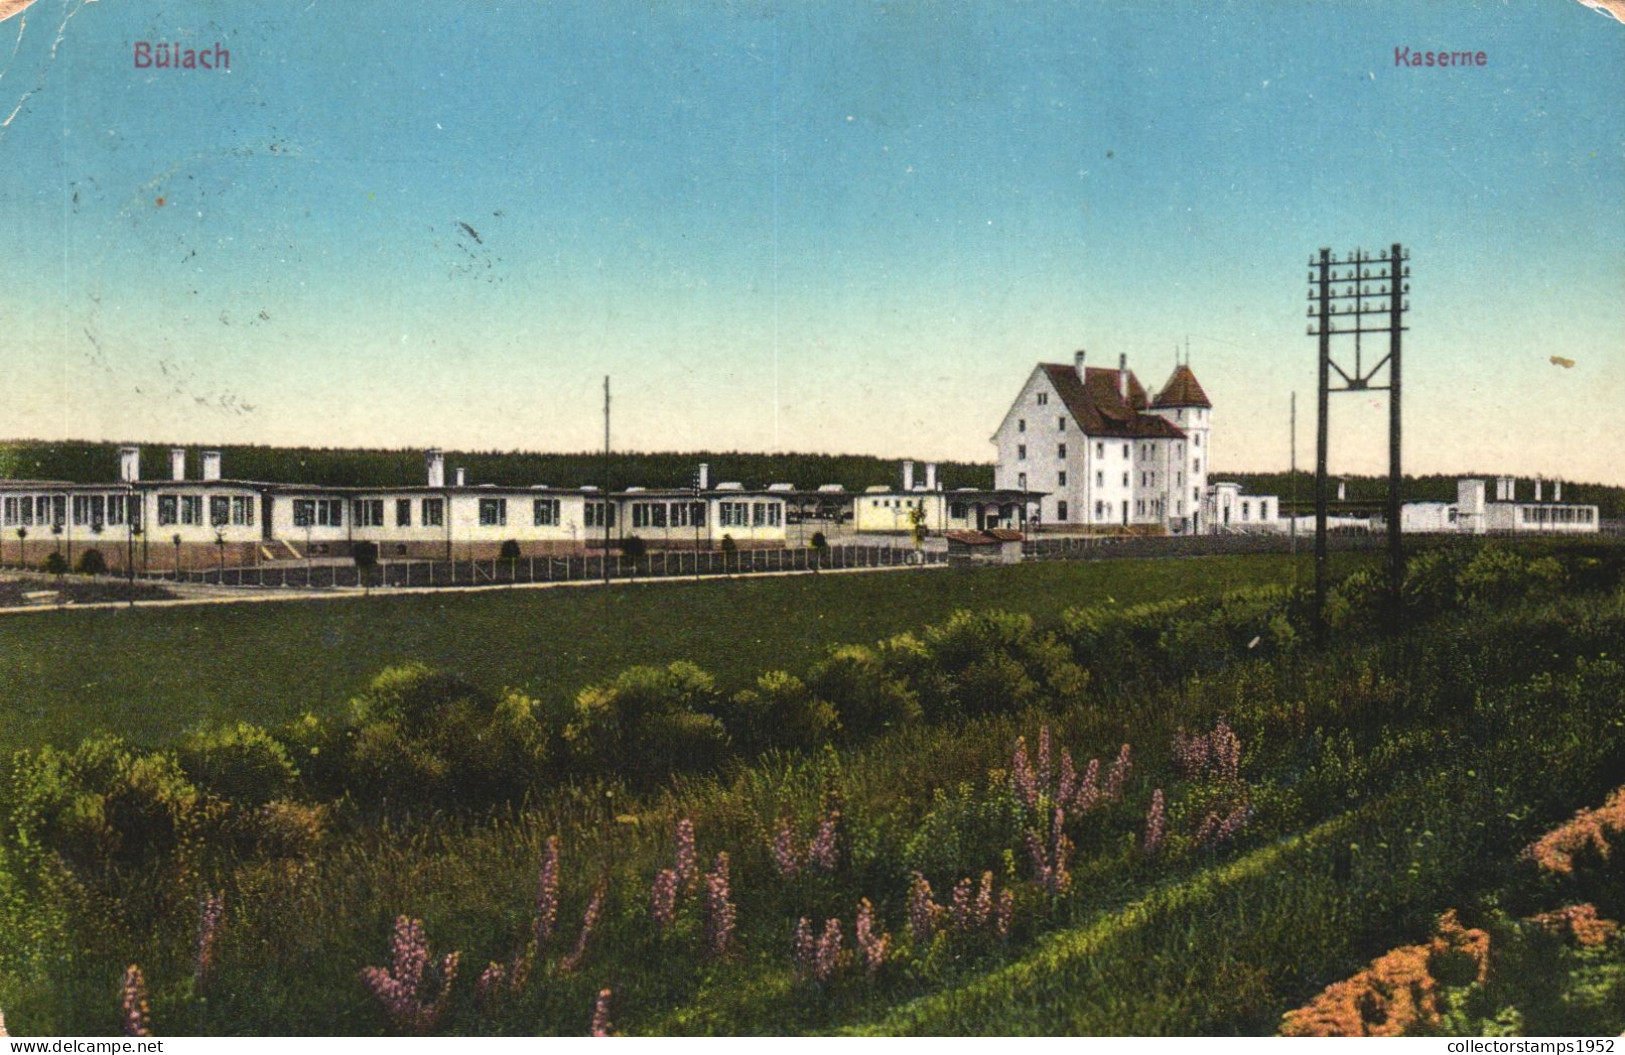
[454,467,467,487]
[925,462,938,491]
[1503,477,1515,502]
[1074,348,1087,381]
[1118,353,1129,402]
[902,460,916,492]
[697,463,710,490]
[1555,479,1563,502]
[1534,477,1543,502]
[170,447,187,482]
[201,450,222,482]
[118,446,140,483]
[426,449,445,488]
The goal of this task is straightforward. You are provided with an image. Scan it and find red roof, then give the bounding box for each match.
[1152,364,1212,409]
[1039,364,1187,440]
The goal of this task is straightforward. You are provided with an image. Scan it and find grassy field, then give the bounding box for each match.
[0,552,1350,756]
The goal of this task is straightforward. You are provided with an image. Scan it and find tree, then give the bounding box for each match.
[353,541,380,595]
[77,549,107,576]
[809,531,829,573]
[621,535,647,578]
[43,551,67,580]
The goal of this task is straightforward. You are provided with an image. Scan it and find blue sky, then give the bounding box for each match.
[1,0,1621,482]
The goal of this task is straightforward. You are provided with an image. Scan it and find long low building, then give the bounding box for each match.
[0,447,790,571]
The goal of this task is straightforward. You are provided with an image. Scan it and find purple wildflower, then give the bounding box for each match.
[794,917,817,974]
[1104,743,1133,802]
[704,852,736,958]
[1050,806,1073,895]
[770,818,801,877]
[949,876,975,932]
[360,916,461,1035]
[674,817,698,890]
[855,898,890,975]
[808,810,840,873]
[590,988,614,1037]
[814,918,843,982]
[1196,803,1252,849]
[907,873,939,945]
[1056,749,1078,809]
[535,835,561,947]
[194,890,225,989]
[559,884,605,974]
[1035,725,1053,791]
[120,965,151,1038]
[1144,788,1166,856]
[994,888,1015,938]
[1071,757,1100,816]
[650,868,678,928]
[475,962,506,1005]
[1211,719,1241,783]
[1010,735,1038,811]
[974,871,994,928]
[1025,829,1052,892]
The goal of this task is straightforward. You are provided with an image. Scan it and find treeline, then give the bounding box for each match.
[1220,469,1625,520]
[0,441,995,493]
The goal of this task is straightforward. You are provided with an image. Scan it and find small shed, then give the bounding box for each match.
[944,528,1025,566]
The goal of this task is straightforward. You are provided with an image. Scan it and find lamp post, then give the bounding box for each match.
[15,526,27,569]
[214,530,227,583]
[172,533,183,582]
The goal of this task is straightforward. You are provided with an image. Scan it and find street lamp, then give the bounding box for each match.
[172,533,183,582]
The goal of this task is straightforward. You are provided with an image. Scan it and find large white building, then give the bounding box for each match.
[992,350,1212,533]
[1401,477,1600,535]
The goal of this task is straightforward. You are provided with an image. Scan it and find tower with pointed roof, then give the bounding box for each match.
[991,349,1213,533]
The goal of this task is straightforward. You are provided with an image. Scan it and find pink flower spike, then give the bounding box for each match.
[590,988,614,1037]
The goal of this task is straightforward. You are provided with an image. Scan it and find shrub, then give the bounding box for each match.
[1457,545,1530,609]
[1402,549,1461,620]
[565,661,727,780]
[1325,569,1387,633]
[42,551,67,577]
[723,670,840,755]
[177,723,300,809]
[498,539,521,562]
[805,645,922,740]
[75,549,107,576]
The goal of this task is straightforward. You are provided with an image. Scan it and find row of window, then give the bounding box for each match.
[630,501,707,529]
[1016,417,1070,434]
[1520,506,1595,524]
[718,501,781,528]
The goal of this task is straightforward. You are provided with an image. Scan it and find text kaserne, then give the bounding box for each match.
[1395,47,1487,67]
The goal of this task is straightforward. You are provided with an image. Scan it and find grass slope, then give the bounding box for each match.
[0,554,1336,756]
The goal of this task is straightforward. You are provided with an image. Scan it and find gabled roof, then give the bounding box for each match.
[1152,364,1212,409]
[1038,363,1187,440]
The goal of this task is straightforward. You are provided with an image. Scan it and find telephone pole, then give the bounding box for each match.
[1306,244,1410,644]
[603,376,612,585]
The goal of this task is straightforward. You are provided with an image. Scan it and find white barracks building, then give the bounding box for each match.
[993,350,1213,534]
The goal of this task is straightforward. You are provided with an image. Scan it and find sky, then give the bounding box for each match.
[1,0,1621,482]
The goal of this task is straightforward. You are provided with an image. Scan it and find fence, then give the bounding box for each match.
[143,542,947,589]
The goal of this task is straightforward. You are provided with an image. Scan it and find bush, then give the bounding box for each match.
[724,670,840,755]
[805,644,922,740]
[1457,545,1530,609]
[42,551,67,577]
[912,609,1089,718]
[1325,569,1387,633]
[565,661,726,781]
[1402,549,1462,621]
[177,723,300,809]
[75,549,107,576]
[498,539,521,562]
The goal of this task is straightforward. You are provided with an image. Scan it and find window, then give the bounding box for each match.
[396,499,412,527]
[1058,418,1067,431]
[1122,444,1130,458]
[106,495,125,527]
[1194,487,1201,503]
[534,498,560,526]
[317,499,342,526]
[1241,501,1251,521]
[1057,443,1067,459]
[1057,471,1068,487]
[719,501,749,528]
[479,498,507,527]
[1122,473,1129,487]
[752,502,767,527]
[71,495,107,528]
[1260,502,1270,519]
[1194,434,1201,447]
[1057,500,1068,520]
[1095,471,1103,488]
[210,496,231,527]
[1095,442,1104,458]
[585,501,617,528]
[1036,391,1049,405]
[291,499,312,528]
[181,496,203,526]
[951,502,967,519]
[1017,472,1027,490]
[232,496,255,526]
[1194,458,1201,474]
[690,502,707,528]
[1136,500,1145,515]
[1018,419,1025,433]
[1094,500,1104,520]
[422,498,444,527]
[1017,444,1027,460]
[353,499,384,527]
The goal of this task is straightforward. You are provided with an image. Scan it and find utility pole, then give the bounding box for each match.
[1306,243,1411,644]
[1289,391,1297,560]
[603,376,612,586]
